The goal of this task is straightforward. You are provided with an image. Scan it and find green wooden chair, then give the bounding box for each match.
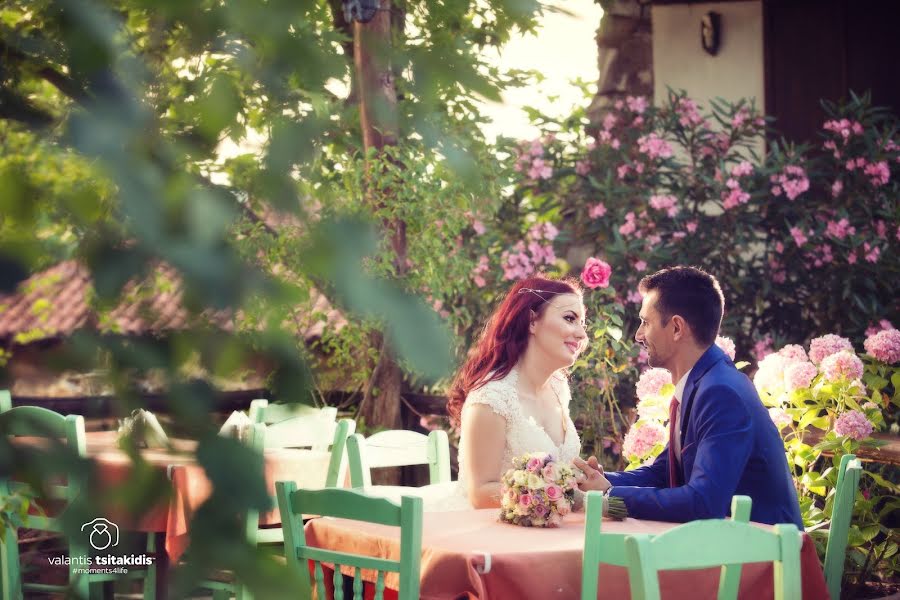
[0,390,11,413]
[253,418,355,548]
[0,405,155,600]
[822,453,863,600]
[276,483,423,600]
[248,398,338,424]
[622,518,801,600]
[581,493,752,600]
[346,429,451,490]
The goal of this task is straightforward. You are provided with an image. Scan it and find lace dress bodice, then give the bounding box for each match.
[457,367,581,493]
[410,368,581,512]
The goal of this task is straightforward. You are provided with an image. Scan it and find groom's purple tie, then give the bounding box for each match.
[668,396,679,488]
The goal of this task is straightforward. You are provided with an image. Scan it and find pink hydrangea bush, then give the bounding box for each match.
[833,410,875,441]
[808,334,854,364]
[864,328,900,364]
[622,421,667,464]
[715,336,736,361]
[820,350,865,382]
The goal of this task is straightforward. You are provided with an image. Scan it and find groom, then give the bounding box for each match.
[576,266,802,527]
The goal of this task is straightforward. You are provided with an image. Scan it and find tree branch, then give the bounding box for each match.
[0,37,90,104]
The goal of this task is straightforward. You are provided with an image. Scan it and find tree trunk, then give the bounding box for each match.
[587,0,654,132]
[353,0,406,462]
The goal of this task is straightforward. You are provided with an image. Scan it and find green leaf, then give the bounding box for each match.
[863,372,889,391]
[607,326,623,341]
[865,471,900,494]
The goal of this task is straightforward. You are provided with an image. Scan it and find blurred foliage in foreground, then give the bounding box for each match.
[0,0,544,595]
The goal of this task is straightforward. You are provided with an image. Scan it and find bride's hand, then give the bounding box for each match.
[573,456,611,493]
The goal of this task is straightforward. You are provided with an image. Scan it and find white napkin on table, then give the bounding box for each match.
[117,409,169,448]
[219,410,253,442]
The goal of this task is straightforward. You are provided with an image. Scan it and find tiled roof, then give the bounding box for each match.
[0,260,343,344]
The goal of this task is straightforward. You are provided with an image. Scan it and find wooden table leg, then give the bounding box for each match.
[154,532,169,600]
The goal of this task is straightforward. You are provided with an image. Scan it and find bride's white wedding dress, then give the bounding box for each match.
[413,367,581,511]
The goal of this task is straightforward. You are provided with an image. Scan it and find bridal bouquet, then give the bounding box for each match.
[499,452,577,528]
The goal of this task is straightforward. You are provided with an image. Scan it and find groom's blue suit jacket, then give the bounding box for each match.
[606,345,803,527]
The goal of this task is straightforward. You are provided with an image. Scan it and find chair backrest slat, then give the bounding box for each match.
[313,561,327,600]
[333,562,344,600]
[582,494,755,600]
[300,547,400,574]
[292,487,401,526]
[347,429,451,489]
[375,570,386,600]
[277,481,423,600]
[353,566,363,600]
[249,399,337,424]
[824,453,863,600]
[0,390,11,413]
[639,520,781,569]
[325,419,356,488]
[623,520,802,600]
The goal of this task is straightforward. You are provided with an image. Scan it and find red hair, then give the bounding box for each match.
[447,275,582,425]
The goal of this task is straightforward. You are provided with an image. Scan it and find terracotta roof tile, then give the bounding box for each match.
[0,261,343,344]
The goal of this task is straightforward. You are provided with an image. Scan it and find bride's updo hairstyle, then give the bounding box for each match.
[447,275,582,425]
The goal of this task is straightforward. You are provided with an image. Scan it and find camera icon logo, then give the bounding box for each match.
[81,518,119,551]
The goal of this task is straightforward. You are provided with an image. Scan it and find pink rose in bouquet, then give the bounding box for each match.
[500,452,577,527]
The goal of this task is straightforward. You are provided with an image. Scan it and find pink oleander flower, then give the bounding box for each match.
[778,344,809,364]
[626,95,648,114]
[864,160,890,186]
[649,194,679,216]
[575,160,591,176]
[809,334,854,364]
[676,97,704,127]
[831,180,843,197]
[588,202,607,219]
[602,113,617,131]
[637,133,673,160]
[634,260,647,272]
[789,226,808,247]
[581,257,612,289]
[731,160,753,177]
[636,367,673,400]
[820,350,864,382]
[472,220,486,235]
[753,334,775,361]
[833,410,874,441]
[768,407,793,430]
[685,221,698,234]
[784,361,818,391]
[716,336,736,360]
[864,328,900,364]
[825,218,855,240]
[623,421,667,461]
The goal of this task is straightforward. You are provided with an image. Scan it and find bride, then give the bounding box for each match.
[435,275,586,510]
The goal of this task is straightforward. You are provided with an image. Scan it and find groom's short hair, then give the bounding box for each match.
[638,266,724,346]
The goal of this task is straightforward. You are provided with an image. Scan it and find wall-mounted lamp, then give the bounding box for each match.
[343,0,379,24]
[701,11,722,56]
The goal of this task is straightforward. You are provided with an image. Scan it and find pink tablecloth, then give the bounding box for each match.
[305,508,829,600]
[83,431,331,561]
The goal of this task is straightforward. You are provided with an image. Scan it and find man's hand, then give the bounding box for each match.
[573,456,611,493]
